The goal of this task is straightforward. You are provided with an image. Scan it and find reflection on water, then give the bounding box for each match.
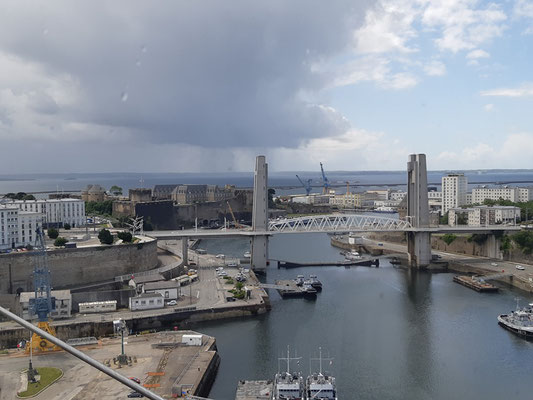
[195,233,533,400]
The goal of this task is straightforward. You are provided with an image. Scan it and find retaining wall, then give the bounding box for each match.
[0,239,158,295]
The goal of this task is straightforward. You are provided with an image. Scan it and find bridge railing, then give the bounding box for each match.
[268,214,413,233]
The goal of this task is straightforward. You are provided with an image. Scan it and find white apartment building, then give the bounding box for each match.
[518,187,533,202]
[449,205,520,227]
[0,204,43,251]
[6,198,85,227]
[390,191,407,201]
[442,173,468,215]
[471,186,533,204]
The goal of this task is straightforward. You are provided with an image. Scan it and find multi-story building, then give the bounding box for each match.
[329,193,362,208]
[19,290,72,320]
[292,194,331,205]
[517,188,528,203]
[153,184,180,200]
[171,185,234,204]
[472,186,518,203]
[470,186,533,204]
[449,205,520,227]
[6,198,85,228]
[442,173,468,215]
[390,191,407,201]
[0,204,43,250]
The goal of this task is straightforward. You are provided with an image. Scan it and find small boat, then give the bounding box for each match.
[295,275,305,286]
[344,251,361,261]
[243,251,251,259]
[302,283,318,296]
[308,275,322,290]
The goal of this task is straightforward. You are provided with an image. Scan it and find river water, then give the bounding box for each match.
[196,233,533,400]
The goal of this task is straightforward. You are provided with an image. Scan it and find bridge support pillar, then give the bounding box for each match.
[487,234,502,259]
[251,155,269,272]
[407,232,432,267]
[181,237,189,265]
[407,154,432,268]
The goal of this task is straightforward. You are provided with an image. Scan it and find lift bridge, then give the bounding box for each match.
[148,154,521,270]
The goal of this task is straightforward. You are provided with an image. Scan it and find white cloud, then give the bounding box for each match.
[466,49,490,59]
[434,133,533,168]
[484,103,494,111]
[423,60,446,76]
[480,83,533,97]
[514,0,533,18]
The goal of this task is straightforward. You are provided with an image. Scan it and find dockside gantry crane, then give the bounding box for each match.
[295,175,313,196]
[320,162,330,194]
[26,227,58,353]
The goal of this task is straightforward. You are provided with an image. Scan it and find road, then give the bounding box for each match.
[360,236,533,284]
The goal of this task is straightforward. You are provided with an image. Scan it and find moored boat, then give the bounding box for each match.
[498,301,533,339]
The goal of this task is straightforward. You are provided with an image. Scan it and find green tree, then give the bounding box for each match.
[117,231,133,242]
[22,194,36,200]
[512,231,533,254]
[47,228,59,239]
[235,282,244,290]
[467,234,488,245]
[268,188,276,208]
[98,228,114,245]
[63,223,71,230]
[439,213,448,225]
[85,200,113,215]
[54,237,68,247]
[441,233,457,245]
[110,185,123,196]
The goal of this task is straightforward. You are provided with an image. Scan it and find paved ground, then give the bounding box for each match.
[360,236,533,283]
[0,331,215,400]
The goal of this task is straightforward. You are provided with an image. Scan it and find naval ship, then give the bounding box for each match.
[498,300,533,339]
[305,348,337,400]
[272,346,305,400]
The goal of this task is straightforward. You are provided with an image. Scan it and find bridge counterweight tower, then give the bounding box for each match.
[407,154,432,267]
[251,156,269,272]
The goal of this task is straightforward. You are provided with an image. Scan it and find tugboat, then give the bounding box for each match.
[498,299,533,339]
[306,347,337,400]
[308,275,323,291]
[273,346,305,400]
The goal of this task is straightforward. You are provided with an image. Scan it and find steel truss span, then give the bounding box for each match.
[268,214,413,233]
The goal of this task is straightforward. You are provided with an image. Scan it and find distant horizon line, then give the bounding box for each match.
[2,168,533,177]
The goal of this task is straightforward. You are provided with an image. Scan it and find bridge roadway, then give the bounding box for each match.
[148,224,521,240]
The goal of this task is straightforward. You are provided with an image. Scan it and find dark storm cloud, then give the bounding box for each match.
[0,1,367,148]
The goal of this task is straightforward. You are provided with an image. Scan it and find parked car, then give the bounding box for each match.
[516,265,525,270]
[226,297,236,302]
[166,300,177,306]
[217,270,228,277]
[129,377,141,384]
[227,262,237,267]
[491,262,498,266]
[127,391,144,398]
[215,254,225,258]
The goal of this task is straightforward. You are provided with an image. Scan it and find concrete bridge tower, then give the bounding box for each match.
[251,155,269,272]
[406,154,432,267]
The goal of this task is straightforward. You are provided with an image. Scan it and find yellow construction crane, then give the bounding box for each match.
[226,201,241,229]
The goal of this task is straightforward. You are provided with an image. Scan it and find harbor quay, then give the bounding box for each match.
[0,263,270,347]
[0,330,218,399]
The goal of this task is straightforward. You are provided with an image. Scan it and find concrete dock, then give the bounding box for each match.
[235,380,273,400]
[0,330,219,400]
[275,280,317,298]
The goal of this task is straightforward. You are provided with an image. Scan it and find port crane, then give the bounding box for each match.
[295,175,313,196]
[27,227,58,354]
[320,162,330,194]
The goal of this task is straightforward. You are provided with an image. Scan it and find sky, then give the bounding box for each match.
[1,0,533,173]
